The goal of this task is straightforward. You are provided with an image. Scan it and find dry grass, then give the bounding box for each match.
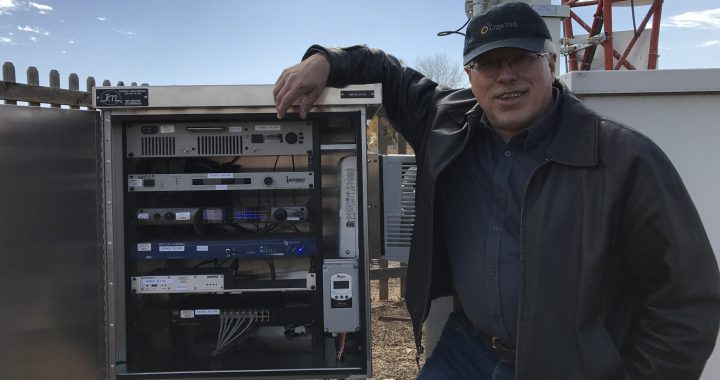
[370,277,424,380]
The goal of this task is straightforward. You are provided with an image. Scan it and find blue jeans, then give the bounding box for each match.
[417,312,516,380]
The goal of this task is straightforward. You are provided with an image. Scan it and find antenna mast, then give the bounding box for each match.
[561,0,664,71]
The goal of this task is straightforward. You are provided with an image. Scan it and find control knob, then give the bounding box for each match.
[284,132,298,144]
[273,208,288,221]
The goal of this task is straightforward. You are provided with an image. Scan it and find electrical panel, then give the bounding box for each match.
[323,259,360,333]
[380,154,416,263]
[96,84,379,379]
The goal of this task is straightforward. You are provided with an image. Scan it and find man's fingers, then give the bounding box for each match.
[299,90,321,119]
[276,83,304,119]
[274,81,291,119]
[273,73,286,101]
[273,54,329,119]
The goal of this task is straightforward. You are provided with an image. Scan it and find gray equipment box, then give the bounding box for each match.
[95,84,379,379]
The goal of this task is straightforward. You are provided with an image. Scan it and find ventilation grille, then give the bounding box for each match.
[141,136,175,156]
[197,136,242,155]
[384,164,416,248]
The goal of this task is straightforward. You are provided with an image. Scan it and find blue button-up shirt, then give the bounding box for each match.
[437,89,561,346]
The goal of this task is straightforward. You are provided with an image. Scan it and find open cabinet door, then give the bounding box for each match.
[0,105,105,380]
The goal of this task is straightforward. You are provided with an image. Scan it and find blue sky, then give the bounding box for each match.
[1,0,719,87]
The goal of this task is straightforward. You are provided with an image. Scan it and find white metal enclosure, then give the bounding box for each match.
[563,68,720,379]
[95,84,379,379]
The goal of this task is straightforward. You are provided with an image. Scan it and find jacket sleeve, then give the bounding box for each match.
[617,133,720,379]
[302,44,447,150]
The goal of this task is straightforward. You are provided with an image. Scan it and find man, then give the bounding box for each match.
[274,2,720,379]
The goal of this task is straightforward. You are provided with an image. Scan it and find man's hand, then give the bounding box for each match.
[273,53,330,119]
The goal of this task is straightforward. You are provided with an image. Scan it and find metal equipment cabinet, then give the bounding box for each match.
[94,84,380,379]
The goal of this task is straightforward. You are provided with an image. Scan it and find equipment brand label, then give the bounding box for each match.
[159,245,185,252]
[255,125,281,131]
[180,310,195,319]
[96,88,149,107]
[195,309,221,315]
[286,176,306,183]
[142,277,174,285]
[160,125,175,133]
[343,167,357,227]
[208,173,233,179]
[340,90,374,99]
[137,243,151,251]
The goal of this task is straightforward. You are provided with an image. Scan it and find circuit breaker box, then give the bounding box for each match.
[94,84,379,379]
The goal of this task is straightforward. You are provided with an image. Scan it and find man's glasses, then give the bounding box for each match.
[468,52,549,77]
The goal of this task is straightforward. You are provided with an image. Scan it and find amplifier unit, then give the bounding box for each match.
[136,206,308,225]
[131,238,316,260]
[128,172,314,192]
[125,121,313,158]
[131,273,226,294]
[130,272,317,294]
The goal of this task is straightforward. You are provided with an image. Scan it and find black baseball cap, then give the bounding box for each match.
[463,2,552,65]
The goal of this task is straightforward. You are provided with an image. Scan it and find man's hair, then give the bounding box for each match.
[542,39,558,60]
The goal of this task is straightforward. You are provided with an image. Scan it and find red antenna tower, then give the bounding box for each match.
[561,0,664,71]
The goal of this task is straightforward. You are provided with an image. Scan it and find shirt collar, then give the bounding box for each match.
[475,87,561,148]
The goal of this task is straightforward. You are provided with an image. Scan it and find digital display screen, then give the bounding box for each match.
[192,178,252,185]
[333,281,350,289]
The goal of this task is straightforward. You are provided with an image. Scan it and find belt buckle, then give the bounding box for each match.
[491,336,501,350]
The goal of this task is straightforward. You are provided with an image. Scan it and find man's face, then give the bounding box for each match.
[465,47,556,139]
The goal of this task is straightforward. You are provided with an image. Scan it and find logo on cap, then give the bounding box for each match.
[481,21,519,36]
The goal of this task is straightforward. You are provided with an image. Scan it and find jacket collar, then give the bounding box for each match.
[547,80,599,167]
[454,81,599,167]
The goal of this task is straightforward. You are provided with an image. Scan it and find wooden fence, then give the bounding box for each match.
[1,61,145,108]
[0,60,409,300]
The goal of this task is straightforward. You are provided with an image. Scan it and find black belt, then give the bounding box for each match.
[455,307,516,364]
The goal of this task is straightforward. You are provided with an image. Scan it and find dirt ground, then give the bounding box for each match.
[370,277,424,380]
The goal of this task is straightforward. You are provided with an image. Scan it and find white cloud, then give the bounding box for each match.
[117,29,137,38]
[68,39,74,44]
[43,31,49,36]
[664,8,720,29]
[29,2,52,12]
[29,36,37,41]
[61,50,66,54]
[0,0,17,15]
[699,40,720,48]
[18,25,40,33]
[97,16,106,21]
[0,36,13,44]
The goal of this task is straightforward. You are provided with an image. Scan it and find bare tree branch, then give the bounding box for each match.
[413,53,468,88]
